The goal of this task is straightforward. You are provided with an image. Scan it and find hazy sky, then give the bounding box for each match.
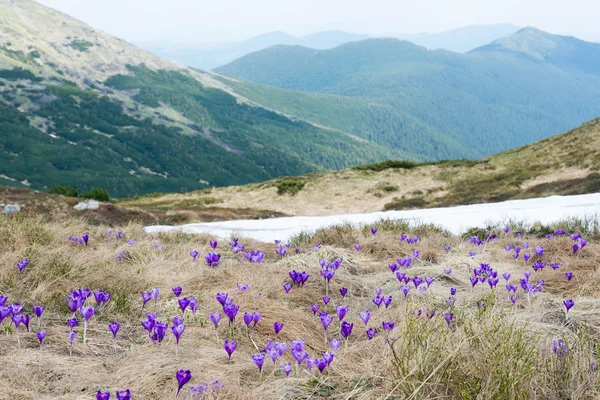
[39,0,600,44]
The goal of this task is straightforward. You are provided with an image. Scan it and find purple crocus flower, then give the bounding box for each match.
[566,272,573,281]
[178,297,190,314]
[215,292,228,306]
[0,308,8,326]
[279,361,292,377]
[172,286,183,297]
[252,353,266,378]
[323,296,331,305]
[320,312,333,334]
[114,390,130,400]
[450,287,457,296]
[336,305,348,321]
[340,287,348,297]
[33,305,44,319]
[340,321,353,339]
[552,339,568,357]
[223,303,239,323]
[354,244,360,251]
[210,240,218,250]
[252,312,262,326]
[176,370,192,397]
[283,283,292,294]
[67,317,78,331]
[243,312,253,328]
[310,304,320,315]
[109,321,120,339]
[190,250,199,261]
[412,276,423,288]
[400,285,411,298]
[443,312,454,327]
[358,310,371,326]
[172,324,185,353]
[470,276,478,288]
[224,339,238,359]
[209,312,221,329]
[425,277,434,287]
[141,291,152,308]
[564,299,574,317]
[82,233,89,245]
[10,302,23,316]
[382,321,394,332]
[150,287,160,302]
[316,358,328,373]
[16,259,29,274]
[152,321,168,343]
[109,321,120,352]
[444,246,451,253]
[551,263,562,270]
[395,271,406,282]
[80,306,95,322]
[371,227,377,237]
[96,390,110,400]
[36,330,47,350]
[383,295,393,309]
[366,328,377,340]
[371,295,383,308]
[573,244,579,254]
[274,321,284,334]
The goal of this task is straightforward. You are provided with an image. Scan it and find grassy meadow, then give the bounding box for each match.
[0,214,599,399]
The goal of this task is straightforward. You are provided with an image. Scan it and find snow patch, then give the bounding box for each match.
[145,193,600,243]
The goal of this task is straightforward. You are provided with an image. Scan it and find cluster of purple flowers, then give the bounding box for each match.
[96,389,131,400]
[205,252,221,267]
[275,240,291,258]
[399,234,419,244]
[229,238,245,254]
[288,270,310,288]
[243,249,266,263]
[69,233,89,245]
[470,263,499,288]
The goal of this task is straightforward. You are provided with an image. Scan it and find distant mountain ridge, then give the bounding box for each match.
[215,28,600,160]
[139,30,369,70]
[139,24,525,69]
[471,27,600,73]
[397,23,521,53]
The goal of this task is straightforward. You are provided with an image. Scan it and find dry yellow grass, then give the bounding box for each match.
[0,215,599,399]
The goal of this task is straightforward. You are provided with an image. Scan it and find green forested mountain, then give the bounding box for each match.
[216,28,600,158]
[0,0,400,197]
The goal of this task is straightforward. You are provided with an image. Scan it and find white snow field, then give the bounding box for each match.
[145,193,600,243]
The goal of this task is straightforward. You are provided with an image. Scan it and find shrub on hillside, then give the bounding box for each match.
[276,178,305,195]
[79,188,110,202]
[49,185,78,197]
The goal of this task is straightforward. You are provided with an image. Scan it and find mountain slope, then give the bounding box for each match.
[216,32,600,159]
[120,117,600,218]
[0,0,399,197]
[139,30,369,70]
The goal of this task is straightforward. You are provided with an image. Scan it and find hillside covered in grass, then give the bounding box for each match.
[121,117,600,219]
[216,28,600,159]
[0,0,399,197]
[0,214,598,398]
